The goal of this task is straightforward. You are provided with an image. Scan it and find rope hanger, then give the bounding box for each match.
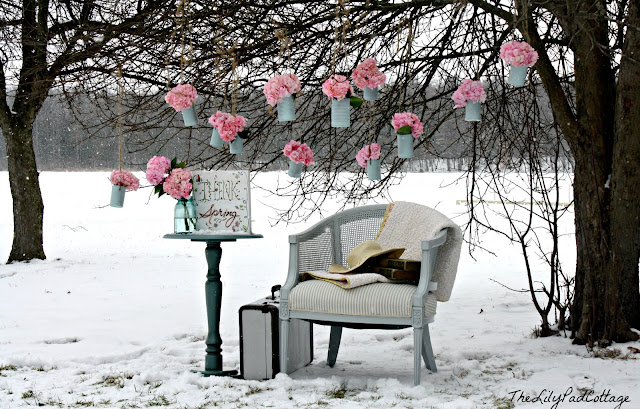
[275,28,292,74]
[117,64,123,171]
[164,0,192,90]
[329,0,351,75]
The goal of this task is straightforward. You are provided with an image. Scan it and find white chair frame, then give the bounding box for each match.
[279,204,448,385]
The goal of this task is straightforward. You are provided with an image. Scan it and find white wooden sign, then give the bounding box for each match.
[191,170,252,234]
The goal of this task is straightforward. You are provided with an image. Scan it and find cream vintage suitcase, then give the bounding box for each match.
[239,285,313,380]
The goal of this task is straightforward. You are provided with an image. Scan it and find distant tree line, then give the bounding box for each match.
[0,89,572,173]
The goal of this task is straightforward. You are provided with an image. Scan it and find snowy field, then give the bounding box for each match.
[0,171,638,409]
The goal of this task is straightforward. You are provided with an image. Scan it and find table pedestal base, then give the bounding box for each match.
[193,368,238,377]
[163,233,262,378]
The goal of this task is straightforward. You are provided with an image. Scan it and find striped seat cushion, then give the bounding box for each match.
[289,280,437,318]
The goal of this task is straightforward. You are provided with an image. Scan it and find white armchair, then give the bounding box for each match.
[279,202,462,385]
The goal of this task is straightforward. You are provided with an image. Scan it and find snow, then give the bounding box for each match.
[0,171,638,409]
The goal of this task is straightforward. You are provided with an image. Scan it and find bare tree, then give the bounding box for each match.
[0,0,181,262]
[2,1,638,345]
[465,84,574,336]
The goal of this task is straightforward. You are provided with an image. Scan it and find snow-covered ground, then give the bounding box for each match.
[0,171,638,409]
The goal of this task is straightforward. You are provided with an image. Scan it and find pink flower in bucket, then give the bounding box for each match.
[283,140,315,166]
[391,112,424,138]
[322,74,352,100]
[165,84,198,111]
[264,73,301,106]
[500,41,539,67]
[110,170,140,191]
[215,113,247,142]
[163,168,193,200]
[356,143,381,168]
[208,110,231,129]
[352,59,386,90]
[451,79,487,108]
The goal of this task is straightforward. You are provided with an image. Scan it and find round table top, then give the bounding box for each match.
[163,233,263,242]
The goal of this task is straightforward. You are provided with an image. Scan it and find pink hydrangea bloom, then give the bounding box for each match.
[215,113,247,142]
[110,170,140,191]
[283,140,315,166]
[451,79,487,108]
[352,58,386,90]
[145,156,171,186]
[164,84,198,112]
[163,168,193,200]
[391,112,424,138]
[208,110,231,129]
[355,143,382,168]
[263,73,301,106]
[322,74,352,100]
[500,41,539,67]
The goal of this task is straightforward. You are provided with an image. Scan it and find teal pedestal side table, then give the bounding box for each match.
[164,233,263,376]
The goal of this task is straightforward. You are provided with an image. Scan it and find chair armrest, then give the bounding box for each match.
[280,238,301,301]
[412,229,448,308]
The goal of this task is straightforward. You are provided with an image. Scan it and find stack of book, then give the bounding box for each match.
[367,258,421,282]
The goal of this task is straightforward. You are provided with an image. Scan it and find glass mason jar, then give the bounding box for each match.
[174,197,197,234]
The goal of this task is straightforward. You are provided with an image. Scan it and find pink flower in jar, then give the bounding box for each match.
[208,110,231,129]
[500,41,539,67]
[110,170,140,191]
[145,156,171,186]
[264,73,301,106]
[322,74,352,100]
[283,140,315,165]
[163,168,193,200]
[352,58,386,90]
[355,143,381,168]
[391,112,424,138]
[217,114,247,142]
[451,79,486,108]
[165,84,198,111]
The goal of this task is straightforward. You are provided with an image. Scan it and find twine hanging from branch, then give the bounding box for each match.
[178,0,193,85]
[208,15,226,109]
[230,46,239,116]
[330,0,351,75]
[399,18,414,111]
[275,29,292,73]
[215,42,239,114]
[164,0,191,89]
[117,64,124,171]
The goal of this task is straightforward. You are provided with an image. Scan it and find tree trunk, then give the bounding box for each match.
[569,2,639,344]
[610,0,640,332]
[3,119,45,262]
[570,153,634,345]
[521,0,639,345]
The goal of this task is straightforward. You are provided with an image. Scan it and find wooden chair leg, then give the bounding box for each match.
[413,327,423,385]
[421,325,437,373]
[327,326,342,367]
[280,318,290,374]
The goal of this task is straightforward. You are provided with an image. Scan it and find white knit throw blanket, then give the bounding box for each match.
[302,271,390,289]
[376,201,462,301]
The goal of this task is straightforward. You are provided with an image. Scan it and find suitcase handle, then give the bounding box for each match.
[270,284,282,300]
